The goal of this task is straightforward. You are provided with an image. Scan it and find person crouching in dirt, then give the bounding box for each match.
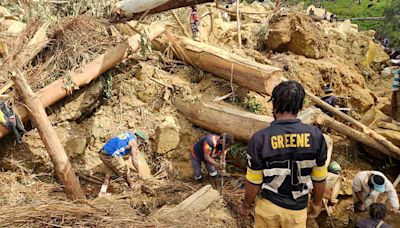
[352,171,399,214]
[356,203,391,228]
[0,101,26,144]
[190,5,200,42]
[190,133,234,187]
[242,81,328,227]
[98,131,148,197]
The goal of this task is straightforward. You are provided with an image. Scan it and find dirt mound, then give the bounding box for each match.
[267,13,328,59]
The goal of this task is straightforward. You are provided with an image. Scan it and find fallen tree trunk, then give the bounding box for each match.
[176,99,399,159]
[175,99,320,142]
[111,0,213,22]
[314,110,398,159]
[12,73,85,199]
[0,25,166,139]
[306,91,400,159]
[165,35,283,95]
[166,37,400,159]
[175,99,273,142]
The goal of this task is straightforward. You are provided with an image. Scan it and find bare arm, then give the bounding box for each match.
[355,191,365,205]
[244,180,261,207]
[129,140,141,177]
[204,153,222,170]
[312,180,326,205]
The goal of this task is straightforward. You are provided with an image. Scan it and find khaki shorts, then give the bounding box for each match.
[254,197,307,228]
[99,152,129,176]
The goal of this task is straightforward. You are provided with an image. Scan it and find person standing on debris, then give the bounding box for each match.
[352,171,399,213]
[242,81,328,227]
[190,5,200,42]
[319,84,338,117]
[329,13,337,23]
[190,133,234,186]
[0,101,26,144]
[391,68,400,125]
[383,37,389,48]
[98,131,148,197]
[356,203,392,228]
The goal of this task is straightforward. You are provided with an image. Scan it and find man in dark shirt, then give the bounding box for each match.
[356,203,391,228]
[191,133,234,186]
[320,84,337,117]
[242,81,328,227]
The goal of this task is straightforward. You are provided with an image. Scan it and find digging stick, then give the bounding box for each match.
[323,199,335,228]
[220,134,227,195]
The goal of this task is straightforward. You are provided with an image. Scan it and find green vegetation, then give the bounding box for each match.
[294,0,399,48]
[244,95,261,114]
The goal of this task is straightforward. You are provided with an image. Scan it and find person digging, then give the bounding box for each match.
[98,131,148,197]
[353,171,399,214]
[190,133,234,188]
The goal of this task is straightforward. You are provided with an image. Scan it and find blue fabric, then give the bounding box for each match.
[103,132,137,157]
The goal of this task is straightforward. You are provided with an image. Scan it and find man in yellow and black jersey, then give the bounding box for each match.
[242,81,328,228]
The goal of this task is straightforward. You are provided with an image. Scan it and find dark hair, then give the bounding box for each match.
[270,81,305,115]
[221,133,234,145]
[369,203,387,220]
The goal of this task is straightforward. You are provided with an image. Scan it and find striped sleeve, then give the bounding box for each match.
[311,133,328,181]
[311,165,328,181]
[246,167,263,184]
[246,132,264,185]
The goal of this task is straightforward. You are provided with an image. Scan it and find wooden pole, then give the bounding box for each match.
[314,111,398,159]
[12,73,85,199]
[306,91,400,158]
[236,1,241,49]
[0,25,166,139]
[171,11,190,37]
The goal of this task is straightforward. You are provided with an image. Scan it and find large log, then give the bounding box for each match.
[12,73,84,199]
[176,99,398,159]
[175,99,318,142]
[314,111,398,159]
[111,0,213,22]
[306,91,400,159]
[0,25,166,139]
[165,35,283,95]
[175,99,273,142]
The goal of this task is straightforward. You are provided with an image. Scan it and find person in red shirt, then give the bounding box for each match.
[190,5,200,41]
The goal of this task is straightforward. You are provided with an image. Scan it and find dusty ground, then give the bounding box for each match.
[0,1,400,227]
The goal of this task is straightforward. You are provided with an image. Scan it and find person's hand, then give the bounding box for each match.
[308,201,323,219]
[220,169,230,177]
[359,203,366,212]
[391,208,400,214]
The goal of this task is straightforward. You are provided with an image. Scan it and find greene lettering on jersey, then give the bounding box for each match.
[270,133,311,149]
[246,119,328,210]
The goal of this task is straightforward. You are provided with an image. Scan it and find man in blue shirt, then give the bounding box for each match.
[98,130,148,197]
